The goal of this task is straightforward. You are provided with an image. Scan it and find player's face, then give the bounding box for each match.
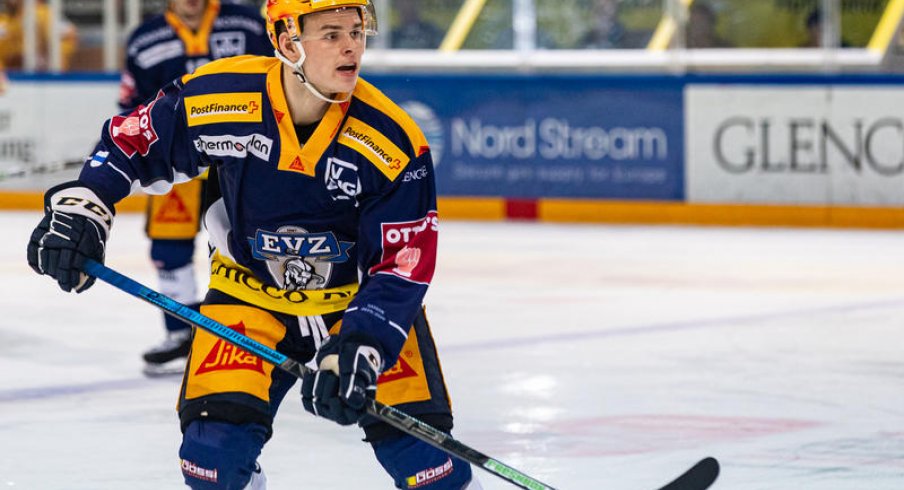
[300,8,365,95]
[169,0,206,20]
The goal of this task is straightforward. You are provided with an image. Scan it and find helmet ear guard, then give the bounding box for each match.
[264,0,376,104]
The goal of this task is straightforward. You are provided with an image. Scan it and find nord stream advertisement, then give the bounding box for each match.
[370,74,684,200]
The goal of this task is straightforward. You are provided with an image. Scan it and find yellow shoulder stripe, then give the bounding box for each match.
[181,55,278,85]
[353,78,430,155]
[338,116,409,181]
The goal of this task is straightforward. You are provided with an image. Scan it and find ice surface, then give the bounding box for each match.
[2,211,903,489]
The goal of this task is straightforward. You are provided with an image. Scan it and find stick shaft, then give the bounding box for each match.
[83,259,557,490]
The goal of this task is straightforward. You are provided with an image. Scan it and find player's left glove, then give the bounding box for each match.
[27,182,113,293]
[301,335,384,426]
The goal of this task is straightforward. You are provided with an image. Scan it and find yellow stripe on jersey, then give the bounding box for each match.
[184,92,264,127]
[266,62,350,177]
[354,78,430,156]
[338,116,410,181]
[208,253,358,316]
[181,55,276,84]
[165,0,221,57]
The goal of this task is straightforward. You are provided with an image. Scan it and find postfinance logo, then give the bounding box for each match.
[184,93,263,127]
[339,117,410,181]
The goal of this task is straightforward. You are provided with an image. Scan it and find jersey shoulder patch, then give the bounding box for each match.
[353,79,429,156]
[340,79,430,181]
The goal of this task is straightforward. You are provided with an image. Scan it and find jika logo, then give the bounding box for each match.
[378,357,418,383]
[195,322,265,375]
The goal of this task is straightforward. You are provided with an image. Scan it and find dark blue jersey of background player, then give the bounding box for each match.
[119,0,271,111]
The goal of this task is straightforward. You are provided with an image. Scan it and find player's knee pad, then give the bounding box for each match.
[372,434,474,490]
[151,238,195,270]
[180,420,268,490]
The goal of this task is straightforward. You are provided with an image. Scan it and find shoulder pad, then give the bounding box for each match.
[352,79,429,157]
[181,55,277,84]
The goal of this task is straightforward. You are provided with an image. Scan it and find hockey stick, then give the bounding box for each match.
[0,159,84,182]
[83,259,719,490]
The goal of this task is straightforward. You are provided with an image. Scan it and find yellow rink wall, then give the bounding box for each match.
[3,191,901,230]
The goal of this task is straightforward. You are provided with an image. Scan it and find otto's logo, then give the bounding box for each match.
[114,117,140,137]
[383,212,438,245]
[185,93,263,127]
[369,211,438,284]
[109,96,160,158]
[194,322,265,375]
[194,133,273,161]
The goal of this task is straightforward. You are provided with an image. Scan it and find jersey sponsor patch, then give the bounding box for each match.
[368,211,438,284]
[194,133,273,161]
[378,356,418,383]
[109,97,160,158]
[194,321,265,375]
[184,92,263,127]
[152,189,194,223]
[338,117,410,181]
[324,157,360,203]
[405,458,454,489]
[250,229,353,263]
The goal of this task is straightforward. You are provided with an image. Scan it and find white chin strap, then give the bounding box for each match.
[274,40,351,104]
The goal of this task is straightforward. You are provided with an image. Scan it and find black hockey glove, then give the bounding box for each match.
[301,335,384,426]
[27,182,113,293]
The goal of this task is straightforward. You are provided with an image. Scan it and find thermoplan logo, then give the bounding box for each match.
[194,133,273,161]
[400,100,444,166]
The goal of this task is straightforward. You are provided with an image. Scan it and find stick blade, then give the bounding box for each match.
[656,457,720,490]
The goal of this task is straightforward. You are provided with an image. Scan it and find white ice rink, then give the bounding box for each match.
[2,210,904,489]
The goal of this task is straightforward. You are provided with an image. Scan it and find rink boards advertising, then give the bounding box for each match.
[1,72,904,227]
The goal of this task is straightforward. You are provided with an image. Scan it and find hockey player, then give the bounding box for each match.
[119,0,271,376]
[27,0,481,488]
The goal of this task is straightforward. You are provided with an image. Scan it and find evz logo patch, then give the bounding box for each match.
[251,226,354,291]
[325,157,360,203]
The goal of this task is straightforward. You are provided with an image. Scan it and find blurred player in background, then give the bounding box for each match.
[0,0,78,71]
[120,0,271,376]
[28,0,481,487]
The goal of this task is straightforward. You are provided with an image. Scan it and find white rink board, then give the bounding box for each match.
[0,81,118,188]
[686,86,904,205]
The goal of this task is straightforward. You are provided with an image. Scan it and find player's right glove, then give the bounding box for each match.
[301,335,384,426]
[27,182,113,293]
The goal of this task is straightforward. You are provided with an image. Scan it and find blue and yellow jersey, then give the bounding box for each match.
[119,0,271,111]
[82,55,437,362]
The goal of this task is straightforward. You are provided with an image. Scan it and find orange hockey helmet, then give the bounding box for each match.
[264,0,377,49]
